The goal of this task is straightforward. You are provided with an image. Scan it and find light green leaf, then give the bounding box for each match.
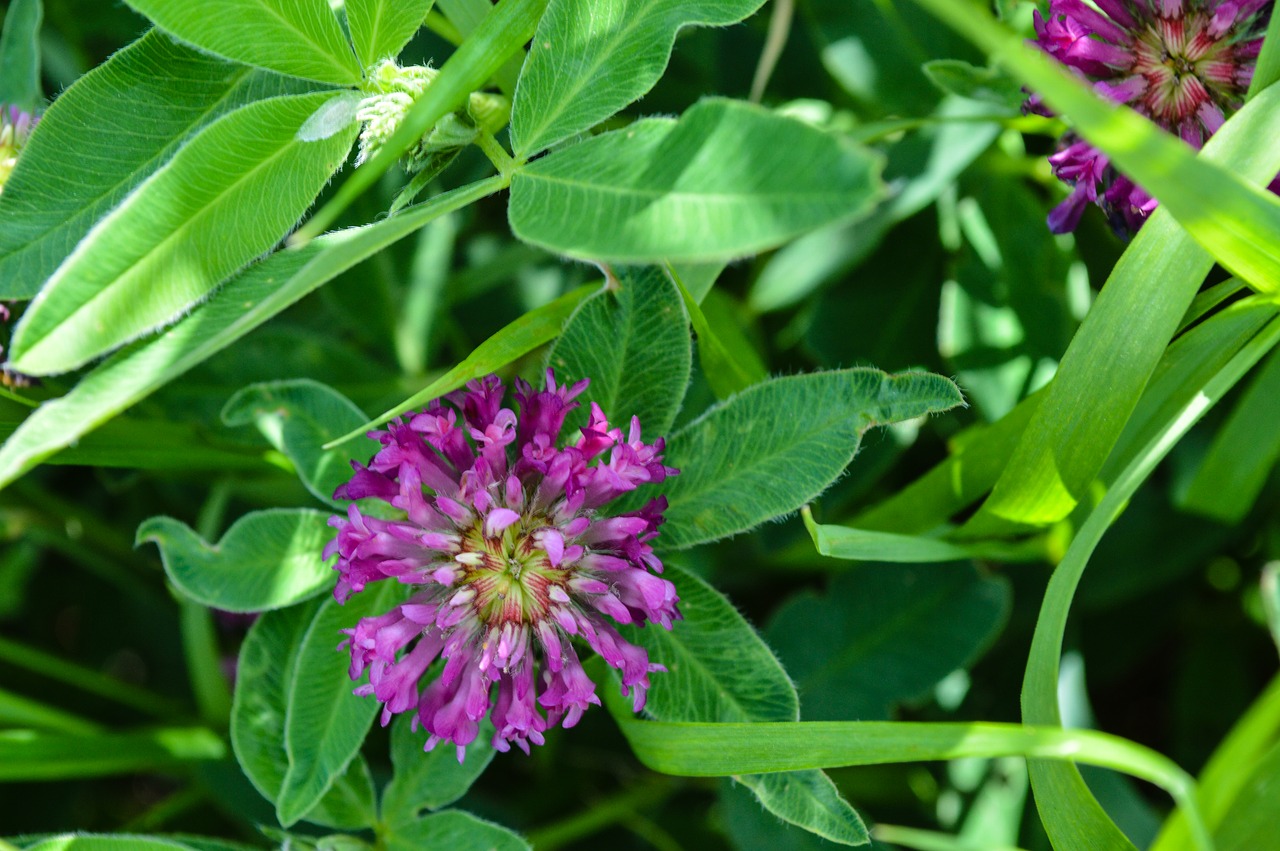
[221,379,377,508]
[381,714,495,826]
[137,509,335,613]
[547,266,691,437]
[619,565,867,845]
[510,0,767,157]
[383,811,530,851]
[347,0,433,67]
[509,98,886,263]
[24,838,196,851]
[230,586,398,828]
[803,506,1047,563]
[652,369,964,549]
[669,267,759,400]
[766,561,1010,721]
[325,283,596,448]
[959,82,1280,533]
[915,0,1280,294]
[0,32,304,299]
[123,0,362,84]
[0,175,506,492]
[0,0,42,111]
[7,91,357,376]
[0,728,224,780]
[1179,348,1280,523]
[1249,9,1280,97]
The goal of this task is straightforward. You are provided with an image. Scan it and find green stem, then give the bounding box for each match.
[872,824,1029,851]
[475,127,516,176]
[0,635,187,719]
[179,600,232,727]
[524,777,678,849]
[0,686,102,734]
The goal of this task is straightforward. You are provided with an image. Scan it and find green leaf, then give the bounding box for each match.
[221,379,378,509]
[123,0,362,84]
[547,266,691,437]
[137,509,335,613]
[298,0,547,237]
[381,714,496,826]
[620,565,867,846]
[383,811,530,851]
[766,562,1010,721]
[915,0,1280,295]
[0,175,506,492]
[1179,348,1280,523]
[510,0,767,157]
[24,838,197,851]
[0,0,42,111]
[347,0,433,67]
[653,369,964,549]
[669,267,759,399]
[0,32,304,299]
[922,59,1023,109]
[325,283,596,448]
[1266,566,1280,657]
[7,91,358,376]
[509,98,886,263]
[0,728,224,780]
[803,506,1047,563]
[231,586,398,828]
[960,80,1280,533]
[1249,8,1280,98]
[279,587,399,827]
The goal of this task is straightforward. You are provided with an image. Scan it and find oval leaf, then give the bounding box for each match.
[137,509,336,613]
[653,369,964,549]
[0,32,304,299]
[547,266,691,437]
[221,379,377,508]
[508,98,886,263]
[511,0,767,156]
[619,565,867,846]
[231,585,397,827]
[346,0,433,68]
[384,810,530,851]
[381,714,496,826]
[123,0,362,85]
[7,91,358,376]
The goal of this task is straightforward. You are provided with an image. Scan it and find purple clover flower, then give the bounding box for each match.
[325,371,680,759]
[0,105,38,193]
[1028,0,1273,234]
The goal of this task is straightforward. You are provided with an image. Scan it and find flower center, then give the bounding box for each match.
[1132,12,1235,125]
[458,516,566,626]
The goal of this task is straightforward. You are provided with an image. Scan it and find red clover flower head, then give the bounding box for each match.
[325,370,680,759]
[1028,0,1274,234]
[0,105,37,193]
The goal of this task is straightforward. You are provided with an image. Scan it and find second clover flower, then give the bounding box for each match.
[325,371,680,759]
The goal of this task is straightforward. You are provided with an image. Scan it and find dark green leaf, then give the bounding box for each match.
[383,810,530,851]
[510,0,767,156]
[0,32,304,299]
[7,92,357,376]
[123,0,362,84]
[381,714,495,826]
[922,59,1023,109]
[654,369,964,549]
[509,98,886,263]
[221,379,377,509]
[767,563,1010,720]
[137,509,335,613]
[547,266,691,437]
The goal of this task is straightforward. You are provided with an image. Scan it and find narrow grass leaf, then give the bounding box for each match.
[510,0,767,157]
[7,92,357,376]
[0,32,304,299]
[123,0,362,84]
[137,509,335,613]
[509,98,886,263]
[346,0,433,67]
[547,266,691,436]
[0,176,506,492]
[25,837,197,851]
[803,506,1045,563]
[0,728,224,780]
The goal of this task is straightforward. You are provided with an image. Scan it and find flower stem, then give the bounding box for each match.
[524,777,680,850]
